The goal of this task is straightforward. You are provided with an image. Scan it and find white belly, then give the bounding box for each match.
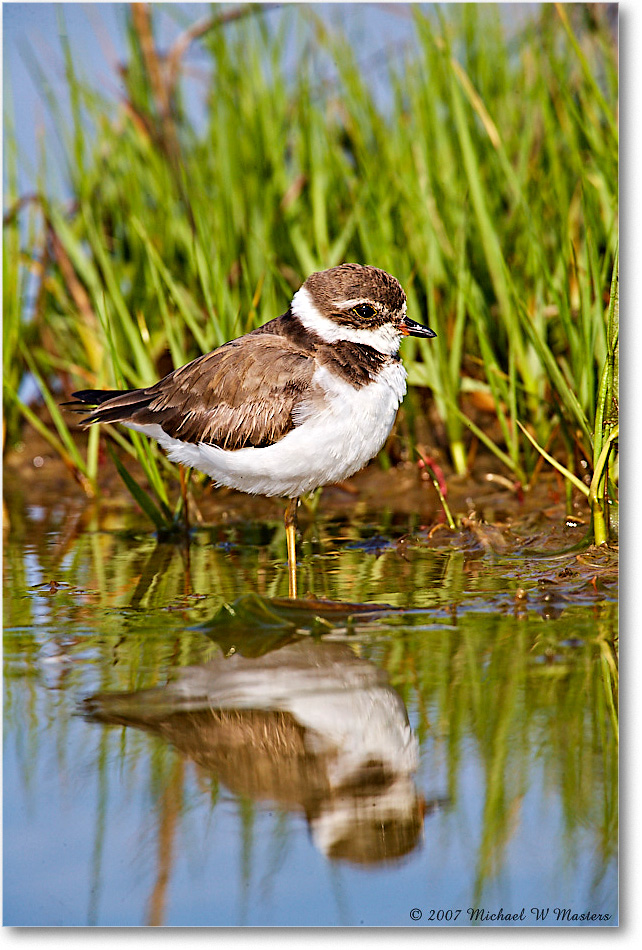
[126,361,407,498]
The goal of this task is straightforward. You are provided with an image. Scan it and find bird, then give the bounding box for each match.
[67,263,436,598]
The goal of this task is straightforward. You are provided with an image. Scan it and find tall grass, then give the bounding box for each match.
[3,3,618,538]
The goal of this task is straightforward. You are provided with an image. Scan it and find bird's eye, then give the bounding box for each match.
[353,304,377,319]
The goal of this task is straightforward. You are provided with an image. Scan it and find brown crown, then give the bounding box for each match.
[303,264,406,326]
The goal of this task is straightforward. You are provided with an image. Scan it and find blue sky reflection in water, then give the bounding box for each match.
[3,515,617,926]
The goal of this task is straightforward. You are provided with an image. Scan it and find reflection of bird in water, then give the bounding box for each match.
[83,639,433,865]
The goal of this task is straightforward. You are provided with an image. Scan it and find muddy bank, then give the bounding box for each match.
[4,426,593,529]
[4,425,618,610]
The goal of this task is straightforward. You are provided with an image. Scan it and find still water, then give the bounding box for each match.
[3,483,618,927]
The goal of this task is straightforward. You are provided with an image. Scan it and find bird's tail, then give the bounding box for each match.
[64,389,152,426]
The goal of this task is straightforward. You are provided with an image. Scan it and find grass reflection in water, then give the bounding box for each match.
[3,495,617,925]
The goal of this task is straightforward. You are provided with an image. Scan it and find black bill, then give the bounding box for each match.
[400,315,437,339]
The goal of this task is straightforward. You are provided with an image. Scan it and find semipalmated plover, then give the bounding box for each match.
[68,263,436,596]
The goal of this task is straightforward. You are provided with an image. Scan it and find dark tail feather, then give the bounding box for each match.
[64,389,151,426]
[64,389,131,407]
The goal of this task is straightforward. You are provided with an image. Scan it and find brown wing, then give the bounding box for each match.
[73,334,317,450]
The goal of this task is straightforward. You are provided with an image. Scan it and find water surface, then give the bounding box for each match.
[3,467,618,926]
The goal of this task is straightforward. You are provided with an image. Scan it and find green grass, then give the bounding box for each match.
[3,3,618,539]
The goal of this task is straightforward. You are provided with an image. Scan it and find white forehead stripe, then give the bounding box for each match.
[291,286,402,356]
[334,297,376,311]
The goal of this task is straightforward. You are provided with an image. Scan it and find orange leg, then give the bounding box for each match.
[284,497,299,599]
[179,464,190,535]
